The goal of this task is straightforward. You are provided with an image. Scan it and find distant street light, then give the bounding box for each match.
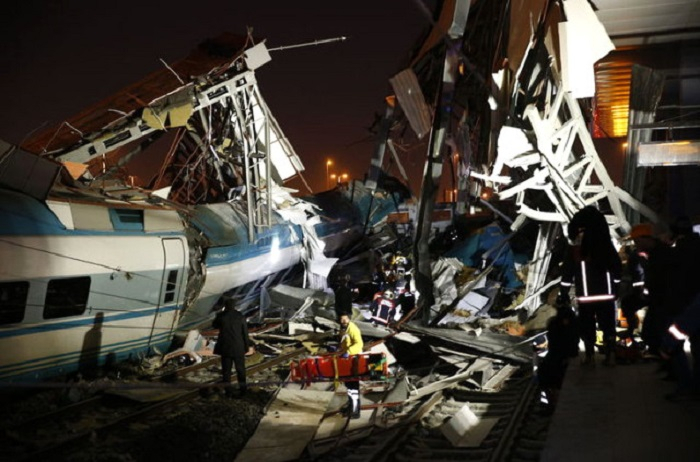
[341,173,349,183]
[326,159,333,190]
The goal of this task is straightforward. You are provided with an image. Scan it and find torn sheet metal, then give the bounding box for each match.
[404,323,533,364]
[431,258,464,308]
[409,358,493,399]
[268,284,332,311]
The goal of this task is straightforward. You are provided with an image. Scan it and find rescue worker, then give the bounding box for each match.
[213,298,255,397]
[370,289,397,326]
[338,313,364,419]
[559,206,622,366]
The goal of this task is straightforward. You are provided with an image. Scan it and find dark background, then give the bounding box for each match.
[0,1,436,193]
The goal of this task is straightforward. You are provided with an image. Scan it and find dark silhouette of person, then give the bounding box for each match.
[79,312,104,379]
[630,223,673,356]
[213,299,254,397]
[559,206,622,366]
[618,243,648,341]
[333,274,354,319]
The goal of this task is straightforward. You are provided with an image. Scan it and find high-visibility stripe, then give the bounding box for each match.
[561,281,573,287]
[633,281,645,287]
[581,261,588,296]
[668,324,689,341]
[577,294,615,303]
[606,271,612,294]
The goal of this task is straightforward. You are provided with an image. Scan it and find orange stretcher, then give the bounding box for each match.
[290,352,388,384]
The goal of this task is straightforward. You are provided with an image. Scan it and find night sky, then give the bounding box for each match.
[0,1,435,193]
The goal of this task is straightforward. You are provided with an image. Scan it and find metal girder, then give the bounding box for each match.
[55,71,258,165]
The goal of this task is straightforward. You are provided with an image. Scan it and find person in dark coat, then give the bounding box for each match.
[559,206,622,366]
[213,299,254,397]
[618,244,648,340]
[333,274,354,319]
[630,223,673,356]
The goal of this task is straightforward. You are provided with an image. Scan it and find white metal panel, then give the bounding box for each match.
[143,208,184,232]
[70,203,112,230]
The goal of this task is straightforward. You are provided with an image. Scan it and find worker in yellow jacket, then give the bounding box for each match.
[338,313,363,418]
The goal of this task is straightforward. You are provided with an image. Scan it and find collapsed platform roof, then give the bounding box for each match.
[21,33,251,155]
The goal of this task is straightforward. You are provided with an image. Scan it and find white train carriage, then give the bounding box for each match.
[0,188,189,382]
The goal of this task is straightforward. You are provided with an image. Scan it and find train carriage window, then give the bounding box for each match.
[109,209,144,231]
[0,281,29,324]
[44,276,91,319]
[163,270,178,304]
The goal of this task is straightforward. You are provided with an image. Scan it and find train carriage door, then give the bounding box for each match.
[148,238,186,348]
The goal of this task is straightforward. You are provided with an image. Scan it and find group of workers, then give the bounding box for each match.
[368,252,415,326]
[542,206,700,407]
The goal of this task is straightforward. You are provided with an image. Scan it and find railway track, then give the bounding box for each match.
[0,347,306,462]
[308,364,552,462]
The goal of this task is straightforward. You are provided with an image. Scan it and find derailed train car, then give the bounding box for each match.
[0,180,308,382]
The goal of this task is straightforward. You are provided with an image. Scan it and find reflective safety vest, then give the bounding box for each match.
[560,245,621,304]
[371,297,396,325]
